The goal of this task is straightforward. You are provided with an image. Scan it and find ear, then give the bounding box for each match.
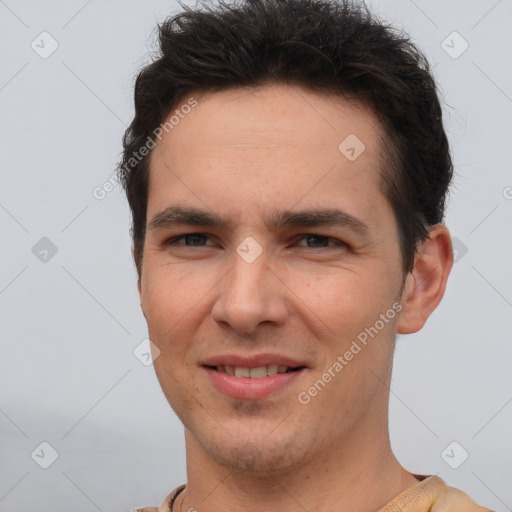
[136,275,147,319]
[133,244,145,317]
[396,224,454,334]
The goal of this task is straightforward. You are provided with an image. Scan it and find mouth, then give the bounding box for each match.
[201,353,309,399]
[204,364,306,378]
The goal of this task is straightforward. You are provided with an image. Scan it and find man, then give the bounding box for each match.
[117,1,494,510]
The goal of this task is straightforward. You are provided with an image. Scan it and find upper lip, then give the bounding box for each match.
[201,353,307,369]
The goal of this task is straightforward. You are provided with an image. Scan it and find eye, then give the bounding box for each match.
[166,233,212,247]
[164,233,347,251]
[295,234,347,249]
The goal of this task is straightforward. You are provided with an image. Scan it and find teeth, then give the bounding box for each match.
[249,366,267,378]
[216,364,295,378]
[267,364,279,376]
[234,367,251,377]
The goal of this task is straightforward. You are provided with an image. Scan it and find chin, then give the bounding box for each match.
[195,429,317,475]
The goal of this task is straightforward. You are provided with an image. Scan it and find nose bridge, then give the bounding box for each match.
[212,244,287,332]
[229,249,268,297]
[227,232,271,296]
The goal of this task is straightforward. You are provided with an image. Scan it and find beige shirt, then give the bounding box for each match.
[134,473,495,512]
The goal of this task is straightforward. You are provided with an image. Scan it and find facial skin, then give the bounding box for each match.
[137,84,453,512]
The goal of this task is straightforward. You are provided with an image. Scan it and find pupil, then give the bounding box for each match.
[307,235,328,247]
[186,234,205,246]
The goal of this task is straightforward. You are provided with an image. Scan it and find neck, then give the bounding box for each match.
[174,418,419,512]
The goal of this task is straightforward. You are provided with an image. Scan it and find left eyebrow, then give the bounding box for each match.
[266,208,370,237]
[147,205,370,238]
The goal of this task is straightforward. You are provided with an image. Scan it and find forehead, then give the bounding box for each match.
[153,84,383,159]
[148,84,388,227]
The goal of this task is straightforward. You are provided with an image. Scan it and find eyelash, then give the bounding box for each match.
[165,233,348,250]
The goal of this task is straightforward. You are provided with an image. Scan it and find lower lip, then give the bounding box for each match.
[203,366,305,400]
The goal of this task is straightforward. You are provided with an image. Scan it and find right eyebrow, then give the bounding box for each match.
[147,206,233,232]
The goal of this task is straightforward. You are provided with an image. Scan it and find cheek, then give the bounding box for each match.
[141,266,205,340]
[143,268,206,400]
[287,267,388,339]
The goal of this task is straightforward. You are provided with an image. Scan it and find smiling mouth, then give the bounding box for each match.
[205,364,305,378]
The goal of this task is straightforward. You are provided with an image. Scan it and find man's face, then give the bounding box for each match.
[139,84,407,473]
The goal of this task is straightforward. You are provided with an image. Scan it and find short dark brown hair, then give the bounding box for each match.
[117,0,453,279]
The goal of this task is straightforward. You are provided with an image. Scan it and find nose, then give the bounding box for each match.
[211,252,289,334]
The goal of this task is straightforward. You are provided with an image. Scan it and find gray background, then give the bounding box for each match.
[1,0,511,510]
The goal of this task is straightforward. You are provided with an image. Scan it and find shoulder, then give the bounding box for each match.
[133,484,186,512]
[380,475,495,512]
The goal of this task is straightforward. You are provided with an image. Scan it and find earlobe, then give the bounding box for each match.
[396,224,454,335]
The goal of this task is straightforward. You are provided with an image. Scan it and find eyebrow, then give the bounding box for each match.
[147,205,370,237]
